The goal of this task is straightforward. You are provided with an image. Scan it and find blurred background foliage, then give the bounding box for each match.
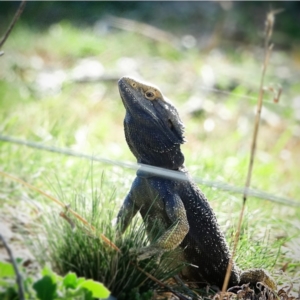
[1,1,300,48]
[1,1,299,191]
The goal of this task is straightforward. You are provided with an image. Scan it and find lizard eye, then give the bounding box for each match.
[131,82,137,87]
[145,90,156,100]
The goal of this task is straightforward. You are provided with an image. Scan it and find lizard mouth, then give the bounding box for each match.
[118,79,136,108]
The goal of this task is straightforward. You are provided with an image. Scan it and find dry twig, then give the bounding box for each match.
[221,9,283,293]
[107,15,179,48]
[0,1,26,53]
[0,234,25,300]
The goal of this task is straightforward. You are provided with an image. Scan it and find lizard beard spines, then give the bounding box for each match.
[124,118,185,169]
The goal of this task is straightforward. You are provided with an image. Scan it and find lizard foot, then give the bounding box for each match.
[240,268,277,290]
[130,245,165,264]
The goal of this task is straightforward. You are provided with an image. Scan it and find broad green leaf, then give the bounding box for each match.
[80,288,94,300]
[63,272,78,289]
[0,286,18,299]
[41,267,62,284]
[0,261,15,278]
[66,287,93,300]
[33,275,57,300]
[78,279,110,299]
[76,277,85,286]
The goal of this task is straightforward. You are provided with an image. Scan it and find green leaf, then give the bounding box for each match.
[66,287,94,300]
[33,275,57,300]
[0,286,18,299]
[63,272,78,289]
[75,277,85,286]
[0,261,15,278]
[41,267,62,284]
[80,288,94,300]
[78,280,110,299]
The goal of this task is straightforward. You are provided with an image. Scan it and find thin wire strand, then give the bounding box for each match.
[0,135,298,207]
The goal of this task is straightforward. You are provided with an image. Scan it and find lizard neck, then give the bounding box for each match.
[124,114,185,170]
[137,148,185,170]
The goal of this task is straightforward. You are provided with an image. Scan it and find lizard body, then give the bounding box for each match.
[116,76,276,289]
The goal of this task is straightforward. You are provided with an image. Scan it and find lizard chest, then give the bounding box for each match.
[132,176,175,238]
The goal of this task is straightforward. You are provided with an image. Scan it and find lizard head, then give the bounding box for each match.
[118,76,185,170]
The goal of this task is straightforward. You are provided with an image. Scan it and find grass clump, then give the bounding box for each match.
[29,172,184,299]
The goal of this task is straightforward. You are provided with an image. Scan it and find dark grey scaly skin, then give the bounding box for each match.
[116,76,276,289]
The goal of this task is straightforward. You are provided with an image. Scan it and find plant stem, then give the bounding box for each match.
[0,234,25,300]
[221,10,277,293]
[0,1,26,50]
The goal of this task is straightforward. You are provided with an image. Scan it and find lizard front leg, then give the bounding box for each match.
[134,194,189,262]
[116,193,139,236]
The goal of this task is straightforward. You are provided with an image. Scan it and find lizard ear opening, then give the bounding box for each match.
[167,112,185,144]
[168,119,174,130]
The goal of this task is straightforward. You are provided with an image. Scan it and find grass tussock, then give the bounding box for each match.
[28,173,187,299]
